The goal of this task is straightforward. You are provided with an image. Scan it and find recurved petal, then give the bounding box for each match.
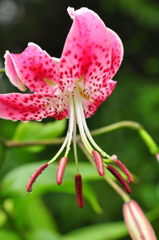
[107,28,124,79]
[5,51,27,91]
[0,93,68,121]
[4,43,59,94]
[82,79,116,118]
[59,7,112,91]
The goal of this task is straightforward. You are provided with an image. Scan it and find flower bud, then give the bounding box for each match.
[155,153,159,163]
[123,200,157,240]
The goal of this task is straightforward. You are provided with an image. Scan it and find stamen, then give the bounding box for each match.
[115,160,133,183]
[64,93,75,156]
[92,150,105,176]
[73,117,79,174]
[48,133,69,165]
[26,163,48,192]
[75,174,84,208]
[110,155,133,183]
[74,91,93,154]
[75,89,110,159]
[107,165,131,194]
[48,93,74,165]
[56,157,68,185]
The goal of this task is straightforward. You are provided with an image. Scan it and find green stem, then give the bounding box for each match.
[78,141,131,203]
[0,121,158,156]
[0,144,6,168]
[0,68,5,73]
[90,120,142,136]
[1,136,65,147]
[146,205,159,222]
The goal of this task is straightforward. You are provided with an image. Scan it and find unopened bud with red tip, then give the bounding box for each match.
[26,163,48,193]
[155,153,159,163]
[75,174,84,208]
[56,157,68,185]
[110,155,133,183]
[107,165,131,194]
[123,200,157,240]
[92,150,105,176]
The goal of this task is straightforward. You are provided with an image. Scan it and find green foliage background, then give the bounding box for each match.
[0,0,159,239]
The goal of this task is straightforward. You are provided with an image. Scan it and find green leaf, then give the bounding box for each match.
[27,229,61,240]
[0,209,7,227]
[12,120,66,152]
[62,222,128,240]
[16,197,59,232]
[0,230,21,240]
[1,162,102,213]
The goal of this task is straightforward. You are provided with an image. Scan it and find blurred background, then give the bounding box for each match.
[0,0,159,239]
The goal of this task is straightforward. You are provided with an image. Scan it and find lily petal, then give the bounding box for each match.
[107,28,124,79]
[59,7,122,117]
[81,79,116,117]
[4,43,59,94]
[0,93,68,121]
[59,7,112,92]
[5,51,27,91]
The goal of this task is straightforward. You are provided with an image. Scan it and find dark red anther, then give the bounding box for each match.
[56,157,68,185]
[75,174,84,208]
[115,159,133,183]
[92,150,105,176]
[107,165,131,194]
[26,163,48,193]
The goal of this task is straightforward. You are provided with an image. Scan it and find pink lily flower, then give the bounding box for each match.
[1,7,124,204]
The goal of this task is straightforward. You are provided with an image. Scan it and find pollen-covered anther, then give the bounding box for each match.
[110,155,133,183]
[26,163,49,193]
[75,174,84,208]
[92,150,105,176]
[107,165,131,194]
[115,159,133,184]
[56,157,68,185]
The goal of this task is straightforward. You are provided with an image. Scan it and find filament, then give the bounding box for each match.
[73,117,79,174]
[48,94,74,165]
[75,89,110,158]
[74,90,93,154]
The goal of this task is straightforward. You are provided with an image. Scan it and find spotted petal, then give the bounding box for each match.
[0,93,68,121]
[59,7,112,92]
[59,7,123,117]
[82,80,116,117]
[107,28,124,79]
[4,43,59,94]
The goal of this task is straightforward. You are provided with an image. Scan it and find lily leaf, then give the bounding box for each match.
[0,230,21,240]
[26,229,61,240]
[62,221,128,240]
[12,120,66,152]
